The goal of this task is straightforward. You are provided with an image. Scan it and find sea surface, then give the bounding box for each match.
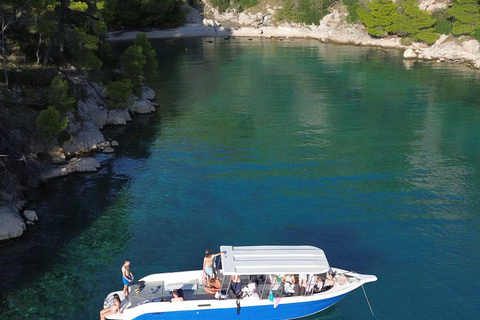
[1,38,480,320]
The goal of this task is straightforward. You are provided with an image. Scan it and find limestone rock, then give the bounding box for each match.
[0,207,26,241]
[238,13,255,26]
[435,34,449,46]
[403,48,418,59]
[462,40,480,55]
[49,147,66,164]
[111,140,119,147]
[40,166,70,180]
[418,0,449,13]
[23,210,38,222]
[103,146,115,153]
[106,108,132,125]
[68,157,101,172]
[140,86,156,101]
[131,100,153,114]
[62,121,105,155]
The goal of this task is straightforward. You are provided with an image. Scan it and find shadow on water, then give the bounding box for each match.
[0,114,163,318]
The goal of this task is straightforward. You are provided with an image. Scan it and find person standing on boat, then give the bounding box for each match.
[122,259,134,299]
[282,274,296,297]
[203,249,224,286]
[231,274,242,296]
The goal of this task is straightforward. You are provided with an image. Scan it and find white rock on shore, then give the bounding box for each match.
[23,210,38,222]
[0,207,26,241]
[41,157,101,180]
[68,157,101,172]
[403,48,418,59]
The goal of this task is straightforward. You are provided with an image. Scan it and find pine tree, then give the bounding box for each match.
[120,45,146,95]
[134,33,158,83]
[36,106,69,141]
[397,0,439,44]
[357,0,401,38]
[48,76,76,115]
[448,0,480,36]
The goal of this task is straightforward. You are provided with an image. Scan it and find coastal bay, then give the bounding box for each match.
[1,38,479,319]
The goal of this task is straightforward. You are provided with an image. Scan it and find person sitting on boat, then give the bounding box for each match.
[281,274,296,297]
[100,294,121,320]
[231,274,242,296]
[171,289,184,302]
[122,259,134,299]
[313,276,324,293]
[323,270,336,291]
[204,278,222,294]
[298,274,308,295]
[203,249,225,286]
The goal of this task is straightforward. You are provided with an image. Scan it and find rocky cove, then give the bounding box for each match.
[0,81,158,243]
[109,2,480,69]
[2,0,480,243]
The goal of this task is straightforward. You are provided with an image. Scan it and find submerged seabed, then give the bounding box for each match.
[1,38,480,320]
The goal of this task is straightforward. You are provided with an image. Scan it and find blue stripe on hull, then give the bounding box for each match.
[133,295,346,320]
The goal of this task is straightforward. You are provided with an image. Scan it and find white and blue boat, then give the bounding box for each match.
[104,245,377,320]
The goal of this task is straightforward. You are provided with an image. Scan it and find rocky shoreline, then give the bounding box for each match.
[3,2,480,243]
[108,4,480,69]
[0,80,158,243]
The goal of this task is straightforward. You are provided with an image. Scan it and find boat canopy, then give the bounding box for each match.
[220,245,330,276]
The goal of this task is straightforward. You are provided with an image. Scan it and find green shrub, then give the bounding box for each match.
[475,28,480,41]
[57,130,72,144]
[343,0,361,23]
[95,41,115,70]
[357,0,401,37]
[400,37,413,45]
[210,0,231,13]
[121,45,146,95]
[397,0,439,44]
[36,106,69,141]
[134,33,158,83]
[277,0,331,25]
[105,80,134,109]
[433,11,453,35]
[234,0,258,10]
[48,76,76,115]
[448,0,480,36]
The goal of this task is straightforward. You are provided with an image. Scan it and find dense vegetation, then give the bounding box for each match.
[206,0,480,42]
[0,1,177,202]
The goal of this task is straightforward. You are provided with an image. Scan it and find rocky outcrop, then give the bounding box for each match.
[0,55,159,243]
[41,157,101,180]
[23,210,38,222]
[0,206,26,241]
[57,81,156,158]
[39,83,157,183]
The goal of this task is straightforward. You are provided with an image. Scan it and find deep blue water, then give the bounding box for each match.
[1,38,480,320]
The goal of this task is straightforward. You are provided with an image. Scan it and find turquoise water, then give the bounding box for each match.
[1,38,480,319]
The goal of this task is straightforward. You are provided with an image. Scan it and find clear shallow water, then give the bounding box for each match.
[1,38,480,319]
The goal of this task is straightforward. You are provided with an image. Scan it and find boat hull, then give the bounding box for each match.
[131,294,346,320]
